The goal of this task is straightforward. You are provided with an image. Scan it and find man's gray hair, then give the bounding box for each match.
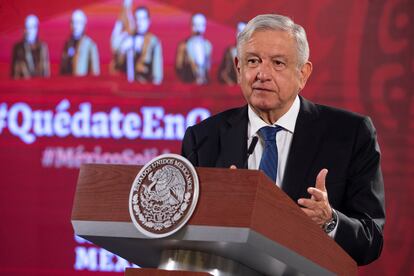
[237,14,310,66]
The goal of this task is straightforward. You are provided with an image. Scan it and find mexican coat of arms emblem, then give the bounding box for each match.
[129,154,199,238]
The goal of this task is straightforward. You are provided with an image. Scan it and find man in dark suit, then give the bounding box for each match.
[11,14,50,79]
[181,14,385,266]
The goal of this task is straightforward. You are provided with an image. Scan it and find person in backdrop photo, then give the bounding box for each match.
[60,9,100,76]
[217,22,246,85]
[111,5,163,84]
[175,13,212,85]
[11,14,50,79]
[110,0,136,74]
[181,14,385,266]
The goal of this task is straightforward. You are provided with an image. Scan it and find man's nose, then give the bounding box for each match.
[256,62,272,81]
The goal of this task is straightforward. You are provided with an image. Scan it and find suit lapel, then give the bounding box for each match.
[215,106,248,169]
[282,97,326,201]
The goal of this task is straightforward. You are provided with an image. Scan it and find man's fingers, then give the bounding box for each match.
[315,168,328,192]
[297,198,316,209]
[229,165,237,169]
[307,187,325,201]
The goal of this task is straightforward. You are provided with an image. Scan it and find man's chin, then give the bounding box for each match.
[251,102,280,113]
[250,96,280,110]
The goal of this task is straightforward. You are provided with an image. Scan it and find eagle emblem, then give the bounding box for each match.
[129,154,199,238]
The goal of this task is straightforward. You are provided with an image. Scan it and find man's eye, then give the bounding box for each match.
[273,60,286,69]
[247,59,259,66]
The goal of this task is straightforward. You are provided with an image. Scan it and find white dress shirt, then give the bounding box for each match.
[247,95,300,187]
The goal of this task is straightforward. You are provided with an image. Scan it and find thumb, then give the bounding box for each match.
[315,168,328,191]
[229,165,237,170]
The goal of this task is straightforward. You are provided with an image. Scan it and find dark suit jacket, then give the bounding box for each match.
[181,96,385,266]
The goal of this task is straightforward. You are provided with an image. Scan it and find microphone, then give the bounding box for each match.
[186,136,208,164]
[243,136,258,168]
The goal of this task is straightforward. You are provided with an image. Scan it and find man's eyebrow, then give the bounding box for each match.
[271,54,288,59]
[244,52,259,57]
[243,52,288,59]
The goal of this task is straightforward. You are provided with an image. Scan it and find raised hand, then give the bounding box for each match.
[297,169,333,227]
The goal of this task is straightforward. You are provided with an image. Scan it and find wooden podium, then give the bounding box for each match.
[71,163,357,275]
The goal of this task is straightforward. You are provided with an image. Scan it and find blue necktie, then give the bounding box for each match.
[259,126,283,183]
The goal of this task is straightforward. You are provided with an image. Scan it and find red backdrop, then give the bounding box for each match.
[0,0,413,275]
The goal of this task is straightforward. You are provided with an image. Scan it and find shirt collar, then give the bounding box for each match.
[248,95,300,138]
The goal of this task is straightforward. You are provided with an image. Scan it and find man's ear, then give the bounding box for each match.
[234,56,241,84]
[299,61,312,90]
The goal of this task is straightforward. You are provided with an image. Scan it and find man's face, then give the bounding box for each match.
[25,15,38,43]
[136,9,150,34]
[236,30,312,120]
[192,14,206,35]
[71,11,87,38]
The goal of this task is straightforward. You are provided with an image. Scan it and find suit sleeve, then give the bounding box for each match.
[181,126,198,166]
[335,116,385,265]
